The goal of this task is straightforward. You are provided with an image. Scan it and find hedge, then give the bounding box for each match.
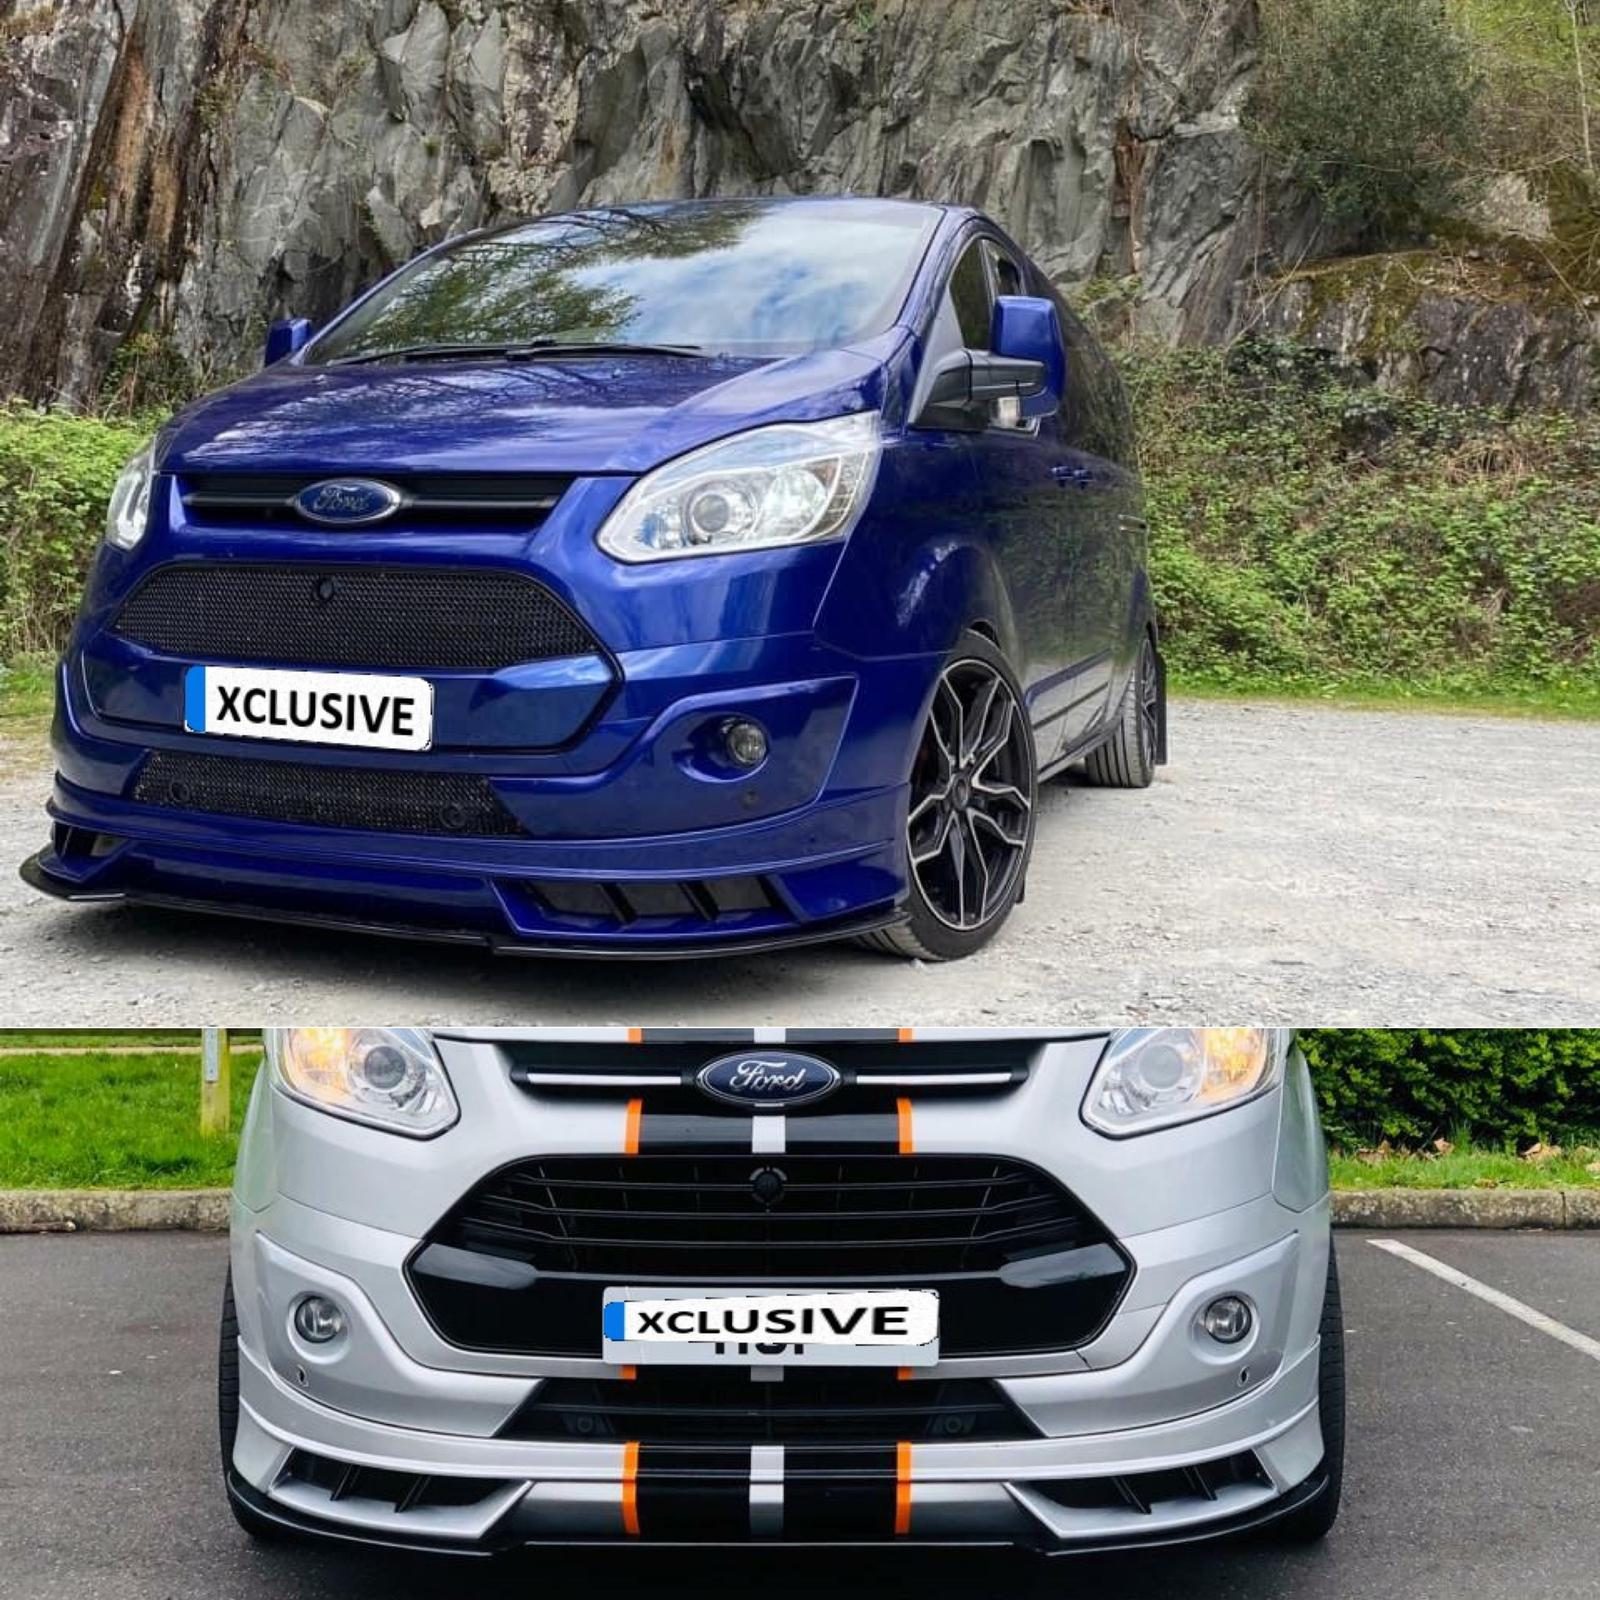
[0,403,151,657]
[1300,1029,1600,1149]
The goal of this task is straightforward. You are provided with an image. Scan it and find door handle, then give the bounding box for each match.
[1052,464,1093,488]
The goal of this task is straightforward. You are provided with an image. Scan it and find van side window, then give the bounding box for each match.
[948,243,993,349]
[985,244,1023,300]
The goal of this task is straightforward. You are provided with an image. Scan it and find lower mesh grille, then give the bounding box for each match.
[502,1373,1040,1446]
[132,750,524,837]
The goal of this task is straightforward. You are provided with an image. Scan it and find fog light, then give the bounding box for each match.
[1201,1295,1253,1344]
[721,717,769,770]
[292,1295,347,1345]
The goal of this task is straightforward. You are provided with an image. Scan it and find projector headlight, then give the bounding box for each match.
[268,1027,457,1138]
[597,412,881,562]
[1083,1028,1284,1137]
[104,445,155,550]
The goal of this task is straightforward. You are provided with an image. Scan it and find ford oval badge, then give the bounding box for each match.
[293,478,404,526]
[696,1051,842,1110]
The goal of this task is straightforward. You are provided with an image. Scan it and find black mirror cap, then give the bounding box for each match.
[912,349,1049,430]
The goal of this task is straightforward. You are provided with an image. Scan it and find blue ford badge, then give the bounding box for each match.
[293,478,404,526]
[697,1051,841,1110]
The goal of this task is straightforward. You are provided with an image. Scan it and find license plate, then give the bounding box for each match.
[602,1288,940,1368]
[183,665,433,751]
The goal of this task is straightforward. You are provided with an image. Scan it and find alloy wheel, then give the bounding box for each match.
[906,658,1033,931]
[1138,639,1159,768]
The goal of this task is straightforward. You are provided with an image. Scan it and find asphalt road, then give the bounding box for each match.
[1,1230,1597,1600]
[2,698,1599,1024]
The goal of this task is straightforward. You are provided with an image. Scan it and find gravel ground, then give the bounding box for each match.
[3,1231,1598,1599]
[0,698,1597,1025]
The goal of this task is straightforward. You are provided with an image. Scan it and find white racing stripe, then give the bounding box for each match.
[752,1115,787,1155]
[1368,1238,1600,1364]
[750,1445,785,1536]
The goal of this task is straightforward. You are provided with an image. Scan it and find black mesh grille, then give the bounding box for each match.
[502,1372,1039,1446]
[111,563,601,671]
[410,1153,1131,1357]
[132,750,524,836]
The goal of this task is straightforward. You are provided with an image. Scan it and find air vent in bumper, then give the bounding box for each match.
[501,1372,1041,1446]
[131,751,525,837]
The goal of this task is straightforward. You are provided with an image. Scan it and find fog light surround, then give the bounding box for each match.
[1200,1294,1254,1345]
[720,716,770,771]
[292,1295,348,1346]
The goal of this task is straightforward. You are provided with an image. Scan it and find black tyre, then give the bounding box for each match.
[219,1270,281,1543]
[1273,1242,1346,1543]
[1081,632,1160,789]
[862,631,1038,962]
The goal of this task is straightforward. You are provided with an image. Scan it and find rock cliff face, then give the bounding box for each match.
[2,0,1276,403]
[0,0,1590,411]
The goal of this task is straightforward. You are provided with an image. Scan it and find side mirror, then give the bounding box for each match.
[990,295,1065,419]
[913,347,1050,430]
[264,317,315,367]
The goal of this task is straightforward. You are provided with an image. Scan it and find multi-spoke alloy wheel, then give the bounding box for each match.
[906,656,1034,933]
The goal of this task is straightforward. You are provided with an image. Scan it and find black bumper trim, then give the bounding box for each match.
[20,851,905,960]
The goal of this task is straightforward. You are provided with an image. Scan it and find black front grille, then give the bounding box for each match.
[180,471,571,529]
[132,750,524,836]
[111,562,601,671]
[410,1153,1131,1358]
[502,1372,1039,1446]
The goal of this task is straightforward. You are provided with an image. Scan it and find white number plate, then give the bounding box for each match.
[183,665,433,751]
[602,1288,940,1368]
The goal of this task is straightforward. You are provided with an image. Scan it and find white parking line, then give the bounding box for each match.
[1368,1238,1600,1364]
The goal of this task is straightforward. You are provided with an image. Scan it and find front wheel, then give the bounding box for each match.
[219,1270,282,1543]
[862,633,1038,962]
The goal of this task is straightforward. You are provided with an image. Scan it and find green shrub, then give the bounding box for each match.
[1125,339,1600,707]
[1246,0,1483,243]
[1301,1029,1600,1148]
[0,404,153,657]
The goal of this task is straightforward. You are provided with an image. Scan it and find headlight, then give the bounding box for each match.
[1083,1028,1283,1137]
[597,411,881,562]
[104,446,155,550]
[268,1027,458,1138]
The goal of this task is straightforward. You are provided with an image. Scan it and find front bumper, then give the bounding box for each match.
[25,641,940,954]
[230,1221,1325,1554]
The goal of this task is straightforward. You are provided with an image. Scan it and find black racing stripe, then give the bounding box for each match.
[637,1029,757,1044]
[635,1111,902,1153]
[636,1112,754,1150]
[783,1112,901,1152]
[634,1444,749,1538]
[785,1029,905,1043]
[784,1445,898,1538]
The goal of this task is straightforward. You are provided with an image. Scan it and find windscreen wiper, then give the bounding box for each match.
[328,340,710,366]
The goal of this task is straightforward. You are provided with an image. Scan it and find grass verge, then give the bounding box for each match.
[1329,1145,1600,1190]
[0,1053,262,1188]
[0,654,52,774]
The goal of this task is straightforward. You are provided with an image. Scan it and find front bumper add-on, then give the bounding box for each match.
[226,1032,1334,1553]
